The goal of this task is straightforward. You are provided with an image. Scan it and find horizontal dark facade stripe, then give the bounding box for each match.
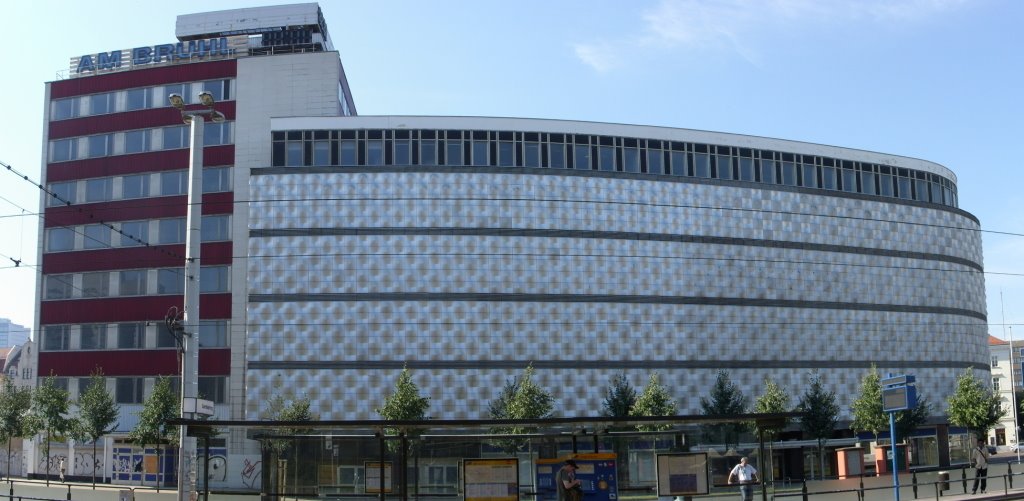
[249,293,986,321]
[248,359,987,372]
[250,164,980,225]
[45,191,234,228]
[43,241,232,273]
[251,227,982,272]
[50,60,237,99]
[40,348,230,377]
[48,101,236,139]
[46,145,234,182]
[40,293,231,324]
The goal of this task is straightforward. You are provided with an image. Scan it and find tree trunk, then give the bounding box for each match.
[93,439,98,487]
[45,430,51,485]
[818,442,826,480]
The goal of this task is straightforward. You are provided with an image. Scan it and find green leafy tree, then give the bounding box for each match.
[31,374,75,481]
[895,396,932,441]
[259,392,316,496]
[128,377,179,487]
[753,377,790,488]
[798,371,838,479]
[488,377,519,420]
[699,370,748,447]
[602,373,637,420]
[947,368,1005,439]
[1017,390,1024,436]
[505,365,554,427]
[849,366,887,440]
[72,370,119,487]
[377,367,430,493]
[488,365,553,452]
[630,373,677,432]
[0,378,33,480]
[602,373,638,484]
[488,376,521,453]
[376,367,431,448]
[753,377,790,438]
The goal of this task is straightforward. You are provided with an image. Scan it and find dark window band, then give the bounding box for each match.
[248,292,986,321]
[248,359,987,372]
[250,165,979,224]
[250,227,983,272]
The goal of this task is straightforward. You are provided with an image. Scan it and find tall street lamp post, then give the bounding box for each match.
[169,91,223,501]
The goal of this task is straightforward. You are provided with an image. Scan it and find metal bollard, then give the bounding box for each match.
[65,484,70,501]
[962,467,968,493]
[912,470,918,498]
[802,479,808,501]
[859,473,865,501]
[1009,462,1014,489]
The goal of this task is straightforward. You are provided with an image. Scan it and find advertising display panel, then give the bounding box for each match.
[536,453,618,501]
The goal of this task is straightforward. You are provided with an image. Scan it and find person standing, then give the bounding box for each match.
[59,457,66,482]
[971,439,990,494]
[556,459,582,501]
[727,457,759,501]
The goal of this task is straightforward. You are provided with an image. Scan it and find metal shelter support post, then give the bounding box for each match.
[758,427,768,501]
[379,433,386,501]
[401,433,408,501]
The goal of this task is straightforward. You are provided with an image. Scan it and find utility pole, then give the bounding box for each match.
[169,91,224,501]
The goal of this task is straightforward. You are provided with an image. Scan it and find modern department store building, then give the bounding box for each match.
[35,2,988,488]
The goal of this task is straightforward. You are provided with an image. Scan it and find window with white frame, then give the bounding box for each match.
[157,268,185,295]
[201,215,230,242]
[43,325,70,351]
[47,227,75,252]
[45,274,74,299]
[83,224,111,249]
[158,218,186,244]
[81,272,109,298]
[200,266,230,293]
[119,221,148,247]
[115,377,144,404]
[85,177,113,202]
[118,270,147,296]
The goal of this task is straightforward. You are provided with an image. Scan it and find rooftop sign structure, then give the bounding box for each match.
[68,3,332,77]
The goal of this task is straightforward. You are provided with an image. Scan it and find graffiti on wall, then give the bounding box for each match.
[205,455,227,482]
[0,450,25,477]
[240,458,261,489]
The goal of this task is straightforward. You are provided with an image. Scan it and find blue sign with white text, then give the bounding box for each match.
[76,38,233,74]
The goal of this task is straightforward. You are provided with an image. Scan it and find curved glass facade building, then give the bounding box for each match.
[36,4,988,487]
[247,116,987,419]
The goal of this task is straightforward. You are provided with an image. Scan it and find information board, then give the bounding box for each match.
[656,453,709,496]
[464,458,519,501]
[364,461,392,493]
[536,453,618,501]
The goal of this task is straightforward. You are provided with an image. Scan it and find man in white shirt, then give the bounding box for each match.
[727,457,759,501]
[971,439,990,494]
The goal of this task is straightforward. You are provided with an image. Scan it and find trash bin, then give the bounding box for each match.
[937,471,949,491]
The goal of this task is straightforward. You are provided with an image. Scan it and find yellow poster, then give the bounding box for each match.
[464,458,518,501]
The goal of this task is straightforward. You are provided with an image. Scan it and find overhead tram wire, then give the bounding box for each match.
[6,159,1022,291]
[6,160,1024,240]
[2,159,188,262]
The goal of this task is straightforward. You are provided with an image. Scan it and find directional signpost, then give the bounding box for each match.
[881,374,917,501]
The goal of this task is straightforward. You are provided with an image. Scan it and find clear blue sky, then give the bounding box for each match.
[1,0,1021,339]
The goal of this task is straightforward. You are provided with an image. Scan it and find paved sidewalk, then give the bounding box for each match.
[767,468,1024,500]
